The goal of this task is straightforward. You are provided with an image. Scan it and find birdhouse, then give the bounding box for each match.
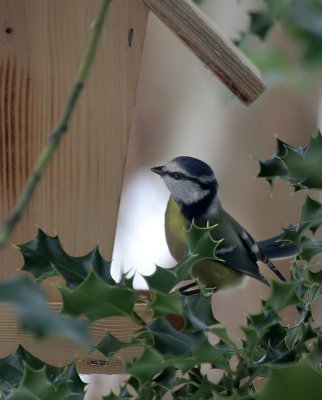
[0,0,265,373]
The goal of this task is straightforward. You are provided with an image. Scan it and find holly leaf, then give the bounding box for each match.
[95,332,139,362]
[144,266,177,294]
[256,137,295,187]
[0,275,90,345]
[282,196,322,259]
[248,304,281,333]
[255,359,322,399]
[147,317,204,357]
[266,280,303,312]
[182,290,220,330]
[241,326,260,359]
[58,269,139,321]
[257,131,322,191]
[300,237,322,262]
[0,345,43,394]
[127,346,165,386]
[149,291,183,319]
[17,228,114,288]
[0,346,84,400]
[8,364,72,400]
[172,222,222,283]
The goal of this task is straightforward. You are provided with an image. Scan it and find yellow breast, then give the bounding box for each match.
[164,196,244,290]
[165,196,188,262]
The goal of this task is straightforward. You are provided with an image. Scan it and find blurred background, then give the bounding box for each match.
[87,0,322,397]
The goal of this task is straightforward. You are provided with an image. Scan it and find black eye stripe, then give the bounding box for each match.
[165,171,210,189]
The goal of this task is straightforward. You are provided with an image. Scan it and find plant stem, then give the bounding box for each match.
[133,310,147,327]
[0,0,111,250]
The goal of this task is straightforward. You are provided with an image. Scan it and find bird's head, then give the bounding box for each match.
[151,156,218,207]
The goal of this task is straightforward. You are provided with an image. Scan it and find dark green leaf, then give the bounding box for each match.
[309,336,322,370]
[266,280,303,312]
[172,223,222,283]
[144,266,177,294]
[257,132,322,191]
[213,392,242,400]
[127,346,165,385]
[8,365,72,400]
[241,326,260,358]
[58,269,139,321]
[147,317,204,357]
[256,137,293,187]
[191,339,230,368]
[17,228,114,288]
[300,237,322,262]
[0,275,90,345]
[149,291,183,318]
[255,359,322,399]
[0,345,43,394]
[183,290,220,330]
[248,306,281,332]
[153,366,176,391]
[95,332,139,362]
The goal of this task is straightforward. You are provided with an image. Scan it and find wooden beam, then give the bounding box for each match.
[144,0,266,105]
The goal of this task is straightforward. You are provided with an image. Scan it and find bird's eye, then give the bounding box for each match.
[173,172,181,180]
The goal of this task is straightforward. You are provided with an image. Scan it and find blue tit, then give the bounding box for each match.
[151,156,297,293]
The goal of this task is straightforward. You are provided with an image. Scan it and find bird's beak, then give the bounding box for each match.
[151,165,164,177]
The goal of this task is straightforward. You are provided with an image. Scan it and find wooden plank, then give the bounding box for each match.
[0,0,149,373]
[0,302,150,374]
[143,0,266,105]
[0,0,148,301]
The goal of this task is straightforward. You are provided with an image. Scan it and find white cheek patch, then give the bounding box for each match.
[164,176,209,205]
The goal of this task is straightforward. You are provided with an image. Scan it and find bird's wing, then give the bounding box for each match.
[209,214,269,285]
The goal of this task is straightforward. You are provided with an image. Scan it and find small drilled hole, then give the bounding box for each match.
[5,27,13,34]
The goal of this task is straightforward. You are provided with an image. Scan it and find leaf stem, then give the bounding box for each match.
[133,310,147,327]
[0,0,112,249]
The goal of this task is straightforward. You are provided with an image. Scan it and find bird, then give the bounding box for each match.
[151,156,298,294]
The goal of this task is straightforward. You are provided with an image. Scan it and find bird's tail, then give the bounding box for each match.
[258,233,298,261]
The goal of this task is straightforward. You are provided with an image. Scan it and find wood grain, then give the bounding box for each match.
[0,302,150,374]
[144,0,266,105]
[0,0,149,373]
[0,0,148,298]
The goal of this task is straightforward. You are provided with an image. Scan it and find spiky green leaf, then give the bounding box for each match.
[17,228,114,288]
[58,269,139,321]
[183,290,220,330]
[8,364,72,400]
[172,223,222,282]
[147,317,204,357]
[95,332,139,362]
[266,280,303,312]
[255,359,322,399]
[257,131,322,191]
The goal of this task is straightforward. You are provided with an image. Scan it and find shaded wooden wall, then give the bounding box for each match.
[0,0,149,373]
[0,0,148,292]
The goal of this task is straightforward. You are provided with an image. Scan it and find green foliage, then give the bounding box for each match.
[2,131,322,398]
[0,346,85,399]
[257,131,322,191]
[241,0,322,66]
[18,228,114,288]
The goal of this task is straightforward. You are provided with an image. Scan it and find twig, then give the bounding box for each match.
[0,0,112,249]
